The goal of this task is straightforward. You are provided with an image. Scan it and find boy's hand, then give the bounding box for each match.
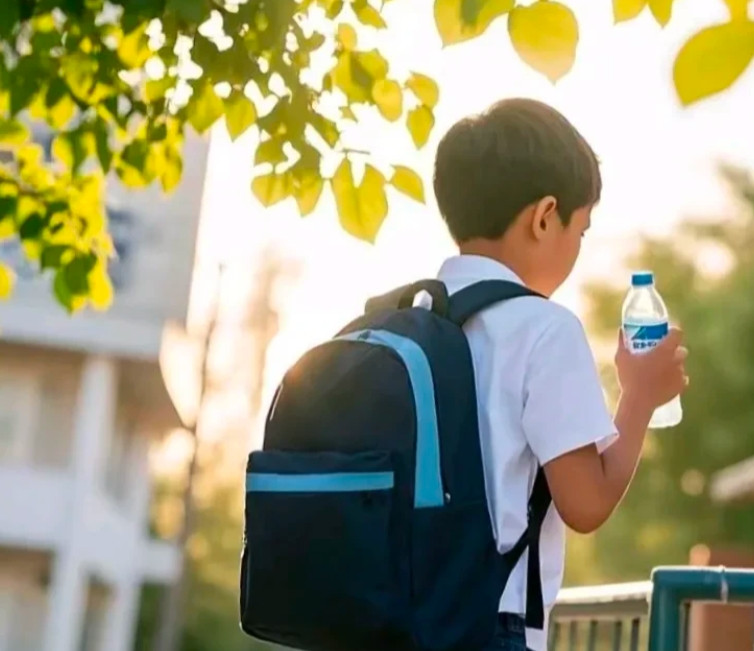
[615,326,688,408]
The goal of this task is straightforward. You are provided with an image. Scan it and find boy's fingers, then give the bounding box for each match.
[674,346,689,362]
[659,327,683,352]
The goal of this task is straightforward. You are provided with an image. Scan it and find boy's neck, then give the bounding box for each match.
[457,239,530,284]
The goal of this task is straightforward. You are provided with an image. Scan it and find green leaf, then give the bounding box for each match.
[0,1,20,40]
[187,81,224,133]
[406,105,434,149]
[9,57,43,116]
[612,0,647,23]
[63,253,96,295]
[118,23,152,69]
[332,160,387,243]
[0,118,29,144]
[294,173,324,216]
[337,23,357,50]
[673,21,754,105]
[434,0,515,46]
[390,166,425,203]
[371,79,403,121]
[255,137,286,166]
[508,1,579,83]
[0,196,17,226]
[251,172,292,207]
[406,72,439,109]
[41,245,71,270]
[53,269,85,313]
[648,0,673,26]
[224,91,257,141]
[92,119,113,172]
[19,213,46,240]
[0,262,15,299]
[354,0,387,28]
[166,0,209,23]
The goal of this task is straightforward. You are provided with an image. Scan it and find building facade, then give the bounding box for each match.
[0,130,210,651]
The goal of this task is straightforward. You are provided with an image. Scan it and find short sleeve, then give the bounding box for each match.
[522,311,617,465]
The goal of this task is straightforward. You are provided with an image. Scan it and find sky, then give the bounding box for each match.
[185,0,754,439]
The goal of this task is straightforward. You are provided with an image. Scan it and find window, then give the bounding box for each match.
[0,374,33,463]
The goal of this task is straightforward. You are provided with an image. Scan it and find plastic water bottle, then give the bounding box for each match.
[622,271,682,429]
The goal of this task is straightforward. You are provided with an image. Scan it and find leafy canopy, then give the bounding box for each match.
[0,0,752,310]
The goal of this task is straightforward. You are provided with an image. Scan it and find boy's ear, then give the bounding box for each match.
[531,196,559,241]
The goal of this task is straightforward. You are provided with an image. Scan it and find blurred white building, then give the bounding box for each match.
[0,130,210,651]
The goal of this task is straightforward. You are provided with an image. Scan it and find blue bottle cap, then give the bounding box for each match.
[631,271,654,287]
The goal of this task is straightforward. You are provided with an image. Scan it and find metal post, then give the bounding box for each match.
[648,567,754,651]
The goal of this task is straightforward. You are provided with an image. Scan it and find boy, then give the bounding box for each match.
[432,98,688,651]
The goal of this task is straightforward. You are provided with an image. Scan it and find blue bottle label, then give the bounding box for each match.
[623,322,668,355]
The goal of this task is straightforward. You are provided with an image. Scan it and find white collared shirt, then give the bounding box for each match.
[435,255,617,650]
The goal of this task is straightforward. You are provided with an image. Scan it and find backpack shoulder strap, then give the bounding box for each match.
[499,468,552,630]
[447,280,544,327]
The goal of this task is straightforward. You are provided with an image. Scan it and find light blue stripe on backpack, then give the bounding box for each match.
[247,471,394,493]
[337,329,444,509]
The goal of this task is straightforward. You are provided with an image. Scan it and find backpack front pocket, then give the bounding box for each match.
[241,450,409,651]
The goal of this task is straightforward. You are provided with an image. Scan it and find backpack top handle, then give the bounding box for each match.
[365,279,449,318]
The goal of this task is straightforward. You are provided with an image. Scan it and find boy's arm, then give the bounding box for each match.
[523,317,686,534]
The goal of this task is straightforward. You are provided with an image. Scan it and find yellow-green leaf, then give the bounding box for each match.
[612,0,646,23]
[252,172,292,207]
[331,159,387,243]
[88,262,113,311]
[406,72,439,109]
[508,1,579,83]
[337,23,357,50]
[407,105,434,149]
[372,79,403,121]
[355,1,387,28]
[648,0,673,26]
[224,92,257,141]
[331,53,371,102]
[357,165,388,240]
[673,21,754,105]
[390,166,425,203]
[159,144,183,193]
[355,49,389,81]
[294,174,324,216]
[118,23,152,69]
[434,0,515,46]
[0,119,29,144]
[0,262,15,299]
[187,81,224,134]
[725,0,750,20]
[341,105,357,120]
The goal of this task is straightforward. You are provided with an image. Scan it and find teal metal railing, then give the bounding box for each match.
[648,566,754,650]
[549,566,754,650]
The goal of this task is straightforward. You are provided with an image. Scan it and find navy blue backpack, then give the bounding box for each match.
[240,279,552,651]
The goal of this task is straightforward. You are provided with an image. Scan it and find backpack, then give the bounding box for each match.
[239,279,553,651]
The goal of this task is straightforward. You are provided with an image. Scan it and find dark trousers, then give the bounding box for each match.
[484,613,534,651]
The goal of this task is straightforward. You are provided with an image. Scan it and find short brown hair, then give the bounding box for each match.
[433,98,601,243]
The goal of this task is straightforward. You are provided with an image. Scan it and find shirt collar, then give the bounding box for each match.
[438,255,525,285]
